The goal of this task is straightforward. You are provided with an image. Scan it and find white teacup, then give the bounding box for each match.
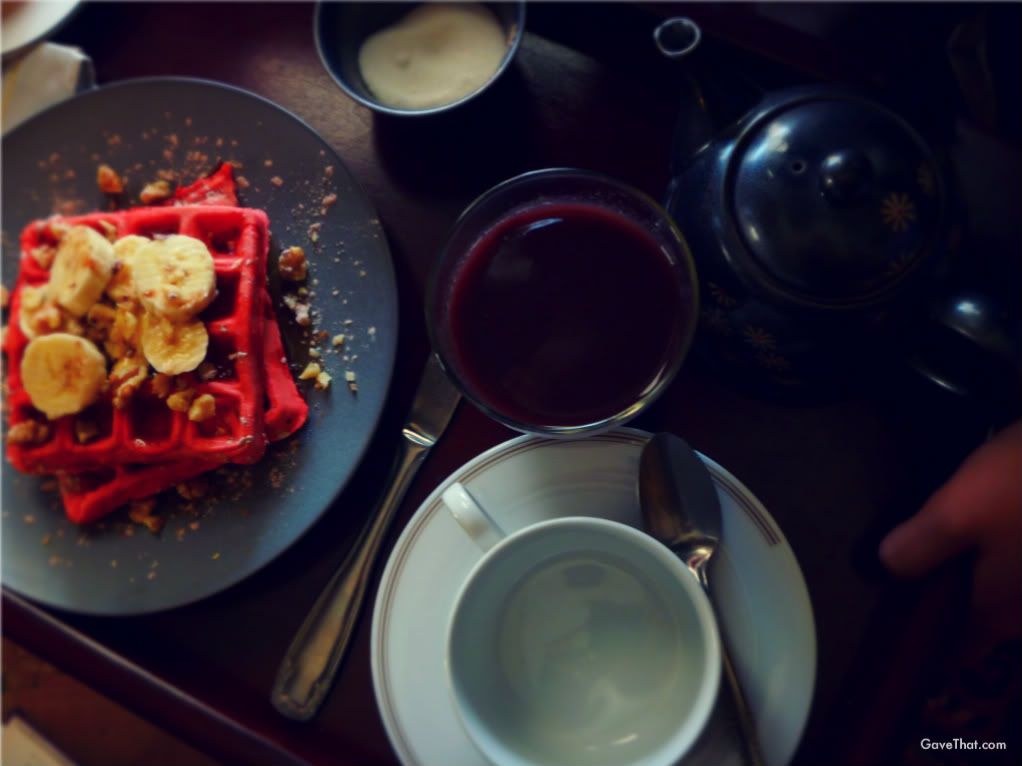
[443,482,721,766]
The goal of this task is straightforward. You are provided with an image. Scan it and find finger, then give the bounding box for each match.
[880,421,1022,579]
[878,488,974,578]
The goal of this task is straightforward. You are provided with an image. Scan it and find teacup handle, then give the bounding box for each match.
[442,483,506,552]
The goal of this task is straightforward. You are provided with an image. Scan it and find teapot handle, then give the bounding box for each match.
[909,289,1021,416]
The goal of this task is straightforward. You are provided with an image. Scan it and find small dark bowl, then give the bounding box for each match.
[314,1,526,117]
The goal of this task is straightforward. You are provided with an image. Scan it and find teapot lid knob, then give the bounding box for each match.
[819,150,873,205]
[728,92,944,304]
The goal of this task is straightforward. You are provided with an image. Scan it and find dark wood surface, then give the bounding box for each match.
[4,3,1006,765]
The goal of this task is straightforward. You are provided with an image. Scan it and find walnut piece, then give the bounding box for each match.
[0,285,8,310]
[97,164,124,195]
[187,394,216,422]
[150,373,173,399]
[104,306,142,360]
[7,420,50,445]
[30,245,57,269]
[128,499,164,533]
[139,180,173,205]
[176,477,208,500]
[166,389,195,412]
[278,246,308,282]
[110,357,148,409]
[97,220,118,240]
[298,362,321,380]
[196,362,218,382]
[75,418,100,444]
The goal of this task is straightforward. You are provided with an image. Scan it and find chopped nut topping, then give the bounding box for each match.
[197,362,218,382]
[176,477,208,500]
[30,245,57,269]
[7,420,50,445]
[97,220,118,240]
[278,246,308,281]
[87,302,117,326]
[128,499,164,533]
[270,176,284,188]
[74,418,100,444]
[97,164,124,194]
[344,370,357,382]
[47,220,70,239]
[315,371,332,390]
[110,357,148,409]
[188,393,216,422]
[166,389,196,412]
[104,306,142,360]
[85,302,118,343]
[294,302,311,326]
[1,285,10,310]
[150,373,174,399]
[298,362,321,380]
[331,333,346,348]
[140,180,173,204]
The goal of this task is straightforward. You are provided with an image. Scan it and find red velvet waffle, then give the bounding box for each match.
[58,297,309,524]
[6,205,270,474]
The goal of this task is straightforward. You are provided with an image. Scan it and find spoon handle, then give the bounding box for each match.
[690,560,767,766]
[720,638,768,766]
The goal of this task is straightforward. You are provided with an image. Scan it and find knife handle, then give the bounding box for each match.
[271,438,428,721]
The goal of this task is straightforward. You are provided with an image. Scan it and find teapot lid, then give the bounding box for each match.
[728,93,942,304]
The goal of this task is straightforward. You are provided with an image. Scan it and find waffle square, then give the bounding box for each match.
[58,296,309,524]
[5,205,271,474]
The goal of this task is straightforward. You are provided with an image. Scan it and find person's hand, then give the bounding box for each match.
[879,420,1022,644]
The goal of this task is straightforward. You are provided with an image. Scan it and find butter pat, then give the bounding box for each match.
[358,3,507,110]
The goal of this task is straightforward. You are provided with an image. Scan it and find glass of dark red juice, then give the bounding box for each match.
[428,169,698,436]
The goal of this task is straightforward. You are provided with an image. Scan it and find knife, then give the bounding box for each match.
[271,353,461,721]
[639,433,767,766]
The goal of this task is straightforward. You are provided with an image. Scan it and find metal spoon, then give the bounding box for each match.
[639,433,767,766]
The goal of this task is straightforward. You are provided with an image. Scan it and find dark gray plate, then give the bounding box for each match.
[1,78,397,615]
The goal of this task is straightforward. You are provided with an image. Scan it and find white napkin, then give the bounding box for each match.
[2,42,94,134]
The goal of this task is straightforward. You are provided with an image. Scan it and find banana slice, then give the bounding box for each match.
[133,235,216,321]
[21,333,107,419]
[140,313,209,375]
[49,226,116,317]
[106,235,150,305]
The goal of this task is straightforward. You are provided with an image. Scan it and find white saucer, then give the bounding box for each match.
[371,429,816,766]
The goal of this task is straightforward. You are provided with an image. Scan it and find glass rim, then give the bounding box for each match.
[425,167,700,438]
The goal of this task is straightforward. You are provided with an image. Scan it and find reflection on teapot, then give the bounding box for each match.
[656,18,1020,410]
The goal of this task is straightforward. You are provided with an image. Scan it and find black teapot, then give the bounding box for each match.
[656,18,1019,407]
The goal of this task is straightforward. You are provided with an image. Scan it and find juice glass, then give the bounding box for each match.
[427,168,698,436]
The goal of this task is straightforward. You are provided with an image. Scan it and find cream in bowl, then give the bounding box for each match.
[358,3,508,110]
[314,1,525,116]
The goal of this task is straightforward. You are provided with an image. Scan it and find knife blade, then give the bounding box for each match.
[271,353,461,720]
